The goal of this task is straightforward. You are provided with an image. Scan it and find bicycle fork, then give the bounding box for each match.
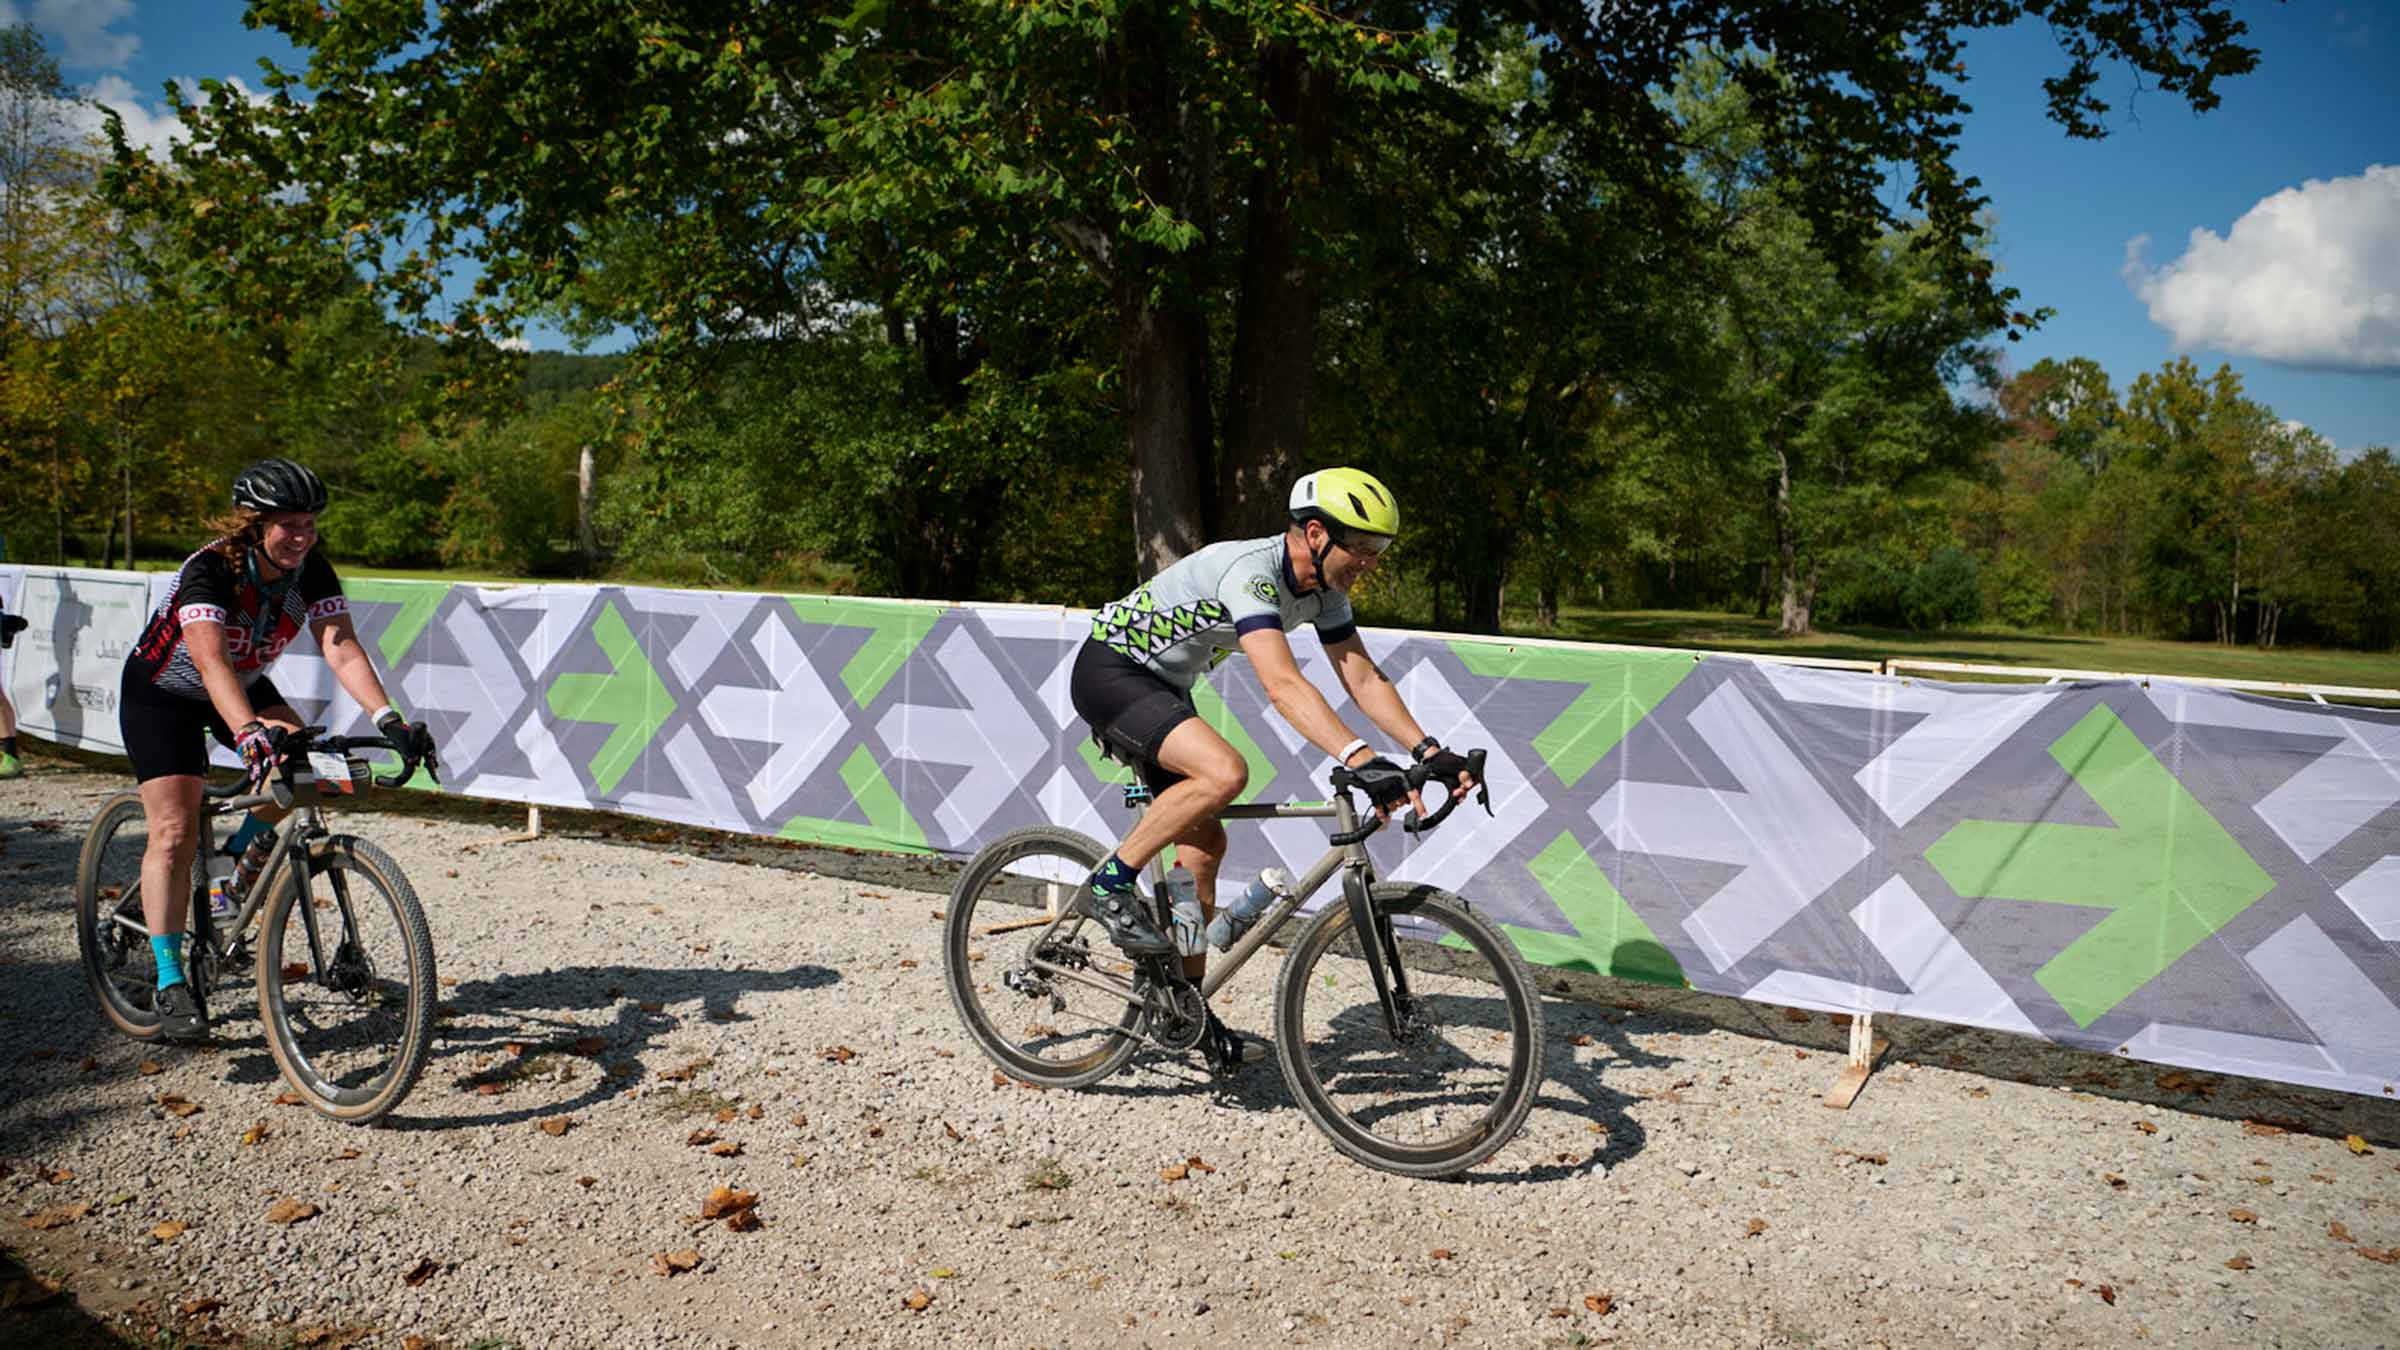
[1340,862,1419,1042]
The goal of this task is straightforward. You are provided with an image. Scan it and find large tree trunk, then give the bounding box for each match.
[1120,295,1213,575]
[1107,10,1214,577]
[1464,573,1505,635]
[1773,438,1811,636]
[1220,43,1333,537]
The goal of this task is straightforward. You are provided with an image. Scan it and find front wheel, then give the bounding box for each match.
[255,836,436,1124]
[76,791,164,1040]
[943,826,1144,1088]
[1275,883,1544,1178]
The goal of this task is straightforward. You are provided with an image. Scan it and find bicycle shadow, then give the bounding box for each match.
[1072,990,1672,1184]
[209,961,843,1131]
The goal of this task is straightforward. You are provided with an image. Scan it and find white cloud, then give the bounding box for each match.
[0,0,140,70]
[2122,164,2400,371]
[71,73,184,154]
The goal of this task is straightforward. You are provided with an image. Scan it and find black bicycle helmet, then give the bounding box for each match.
[231,458,328,514]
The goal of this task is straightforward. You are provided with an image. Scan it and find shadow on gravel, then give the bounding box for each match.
[1540,967,2400,1148]
[0,1244,139,1349]
[345,961,844,1132]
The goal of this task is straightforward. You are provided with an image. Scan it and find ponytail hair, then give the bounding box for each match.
[203,508,267,566]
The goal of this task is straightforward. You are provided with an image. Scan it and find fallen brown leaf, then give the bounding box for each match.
[180,1297,223,1317]
[2241,1120,2287,1137]
[539,1117,570,1137]
[1568,1033,1594,1047]
[2133,1121,2158,1135]
[2224,1254,2253,1270]
[1429,1248,1454,1260]
[822,1045,858,1064]
[266,1198,319,1225]
[2094,1283,2117,1305]
[137,1060,162,1076]
[2103,1173,2128,1190]
[274,1091,305,1107]
[901,1288,931,1311]
[745,1103,764,1120]
[2357,1246,2400,1265]
[23,1202,93,1230]
[157,1093,203,1118]
[1160,1164,1189,1182]
[2329,1221,2355,1243]
[709,1142,743,1158]
[2345,1135,2374,1156]
[943,1121,963,1142]
[577,1176,597,1188]
[403,1258,440,1287]
[654,1248,701,1277]
[724,1209,761,1232]
[240,1120,271,1147]
[151,1220,187,1243]
[2228,1207,2259,1224]
[714,1106,737,1123]
[684,1129,718,1147]
[897,958,918,969]
[699,1187,758,1221]
[42,1167,72,1183]
[1584,1294,1614,1315]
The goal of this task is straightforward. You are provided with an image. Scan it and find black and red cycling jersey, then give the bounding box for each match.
[128,544,347,700]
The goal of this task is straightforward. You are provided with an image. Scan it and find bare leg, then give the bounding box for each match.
[137,775,205,947]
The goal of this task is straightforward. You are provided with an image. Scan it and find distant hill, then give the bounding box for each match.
[523,350,630,397]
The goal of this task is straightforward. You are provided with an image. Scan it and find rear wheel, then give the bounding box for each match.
[255,836,436,1124]
[1275,883,1544,1178]
[76,792,164,1040]
[943,826,1144,1088]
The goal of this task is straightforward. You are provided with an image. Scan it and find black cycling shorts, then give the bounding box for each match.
[1068,639,1195,793]
[119,666,292,784]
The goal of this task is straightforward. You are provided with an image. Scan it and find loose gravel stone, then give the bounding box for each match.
[2,761,2396,1348]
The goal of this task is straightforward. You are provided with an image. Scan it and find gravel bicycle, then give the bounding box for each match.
[944,751,1544,1178]
[75,728,441,1124]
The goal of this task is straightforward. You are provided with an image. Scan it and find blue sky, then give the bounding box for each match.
[22,0,2398,453]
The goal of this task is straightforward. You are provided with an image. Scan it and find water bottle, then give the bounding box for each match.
[1163,864,1206,958]
[203,853,238,922]
[1207,867,1291,952]
[230,834,274,902]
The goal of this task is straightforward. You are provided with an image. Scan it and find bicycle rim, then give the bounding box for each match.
[943,826,1143,1088]
[75,793,164,1039]
[1276,884,1545,1178]
[257,837,437,1123]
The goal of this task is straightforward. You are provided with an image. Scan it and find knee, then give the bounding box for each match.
[146,813,198,857]
[1192,754,1247,807]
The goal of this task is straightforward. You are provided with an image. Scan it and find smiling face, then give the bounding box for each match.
[258,510,318,574]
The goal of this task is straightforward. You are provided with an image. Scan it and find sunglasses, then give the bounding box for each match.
[1336,531,1393,559]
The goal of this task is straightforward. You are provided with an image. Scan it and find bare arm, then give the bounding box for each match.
[313,611,397,717]
[1236,627,1373,767]
[185,620,264,733]
[1324,633,1430,752]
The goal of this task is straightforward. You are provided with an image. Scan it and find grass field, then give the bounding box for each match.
[1519,607,2400,691]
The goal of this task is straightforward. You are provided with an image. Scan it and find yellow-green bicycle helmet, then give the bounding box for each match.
[1288,467,1400,539]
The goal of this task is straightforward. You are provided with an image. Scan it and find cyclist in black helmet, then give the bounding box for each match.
[118,458,437,1043]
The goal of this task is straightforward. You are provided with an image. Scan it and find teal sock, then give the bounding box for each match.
[1090,854,1139,893]
[152,934,186,990]
[226,813,271,855]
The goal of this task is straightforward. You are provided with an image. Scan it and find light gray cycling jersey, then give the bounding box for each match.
[1090,535,1357,689]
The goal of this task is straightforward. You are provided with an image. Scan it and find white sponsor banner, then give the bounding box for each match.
[5,567,155,755]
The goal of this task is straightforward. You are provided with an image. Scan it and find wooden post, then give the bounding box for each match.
[1822,1011,1889,1110]
[577,445,598,569]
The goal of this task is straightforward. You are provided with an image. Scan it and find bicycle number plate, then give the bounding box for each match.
[301,751,369,796]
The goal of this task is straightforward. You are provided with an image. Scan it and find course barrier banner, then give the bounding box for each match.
[17,571,2399,1099]
[2,566,154,755]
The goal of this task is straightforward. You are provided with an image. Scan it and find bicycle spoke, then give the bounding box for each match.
[945,827,1145,1087]
[259,839,435,1122]
[1280,887,1543,1176]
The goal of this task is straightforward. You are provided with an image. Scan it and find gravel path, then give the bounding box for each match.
[3,757,2397,1349]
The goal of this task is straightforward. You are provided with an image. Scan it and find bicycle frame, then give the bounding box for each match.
[1016,789,1420,1041]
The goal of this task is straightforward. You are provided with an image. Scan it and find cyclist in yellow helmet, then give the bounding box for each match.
[1071,467,1480,1072]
